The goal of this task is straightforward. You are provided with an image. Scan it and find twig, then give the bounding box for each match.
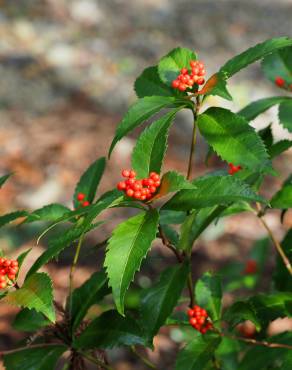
[131,346,158,369]
[255,204,292,276]
[0,343,63,356]
[186,96,201,180]
[158,225,183,262]
[80,351,115,370]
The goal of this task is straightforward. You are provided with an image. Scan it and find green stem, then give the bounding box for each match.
[186,97,201,180]
[81,352,115,370]
[131,346,158,369]
[68,233,85,317]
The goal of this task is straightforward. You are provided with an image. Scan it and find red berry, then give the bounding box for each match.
[187,308,194,317]
[77,193,85,201]
[122,169,130,177]
[275,76,285,87]
[117,181,126,190]
[82,201,90,207]
[126,189,134,197]
[149,186,157,193]
[0,282,7,289]
[134,191,142,199]
[172,80,180,88]
[129,170,136,178]
[7,274,15,280]
[190,60,197,68]
[200,328,208,334]
[150,173,160,180]
[0,276,5,282]
[154,180,161,187]
[181,67,188,75]
[11,260,18,267]
[244,259,257,274]
[3,260,11,267]
[198,69,205,76]
[200,309,207,317]
[133,182,142,191]
[140,195,146,201]
[0,258,5,265]
[178,84,186,91]
[197,77,205,85]
[189,317,197,326]
[0,269,6,275]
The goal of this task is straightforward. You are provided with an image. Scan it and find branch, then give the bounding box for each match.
[186,96,201,180]
[0,343,63,356]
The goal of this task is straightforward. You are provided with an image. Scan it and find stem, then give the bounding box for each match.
[68,233,85,317]
[131,346,158,369]
[81,352,114,370]
[158,225,183,262]
[255,204,292,276]
[186,97,201,180]
[0,343,63,355]
[187,272,195,308]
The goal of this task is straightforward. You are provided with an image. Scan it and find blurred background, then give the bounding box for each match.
[0,0,291,369]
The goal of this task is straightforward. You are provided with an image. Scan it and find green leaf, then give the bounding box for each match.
[109,96,179,156]
[73,310,145,349]
[0,173,11,188]
[70,270,109,333]
[25,204,71,223]
[273,230,292,292]
[215,337,240,370]
[26,223,97,279]
[178,212,197,252]
[162,174,265,211]
[140,263,189,340]
[0,210,27,228]
[204,74,233,101]
[262,45,292,87]
[224,301,261,331]
[238,96,291,121]
[3,345,66,370]
[279,100,292,132]
[195,272,222,322]
[219,37,292,80]
[73,157,106,208]
[158,47,197,86]
[132,110,178,178]
[271,175,292,209]
[3,272,55,322]
[13,308,51,331]
[104,209,159,315]
[197,108,272,173]
[175,333,221,370]
[152,171,196,201]
[134,66,176,98]
[269,140,292,158]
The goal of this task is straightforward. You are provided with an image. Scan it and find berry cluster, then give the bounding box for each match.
[0,258,19,289]
[244,259,257,274]
[117,170,161,201]
[275,76,292,91]
[187,305,213,334]
[171,60,206,91]
[76,193,90,207]
[228,163,242,175]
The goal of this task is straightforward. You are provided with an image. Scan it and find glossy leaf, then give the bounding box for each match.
[73,310,145,349]
[73,157,106,208]
[0,210,27,228]
[175,333,221,370]
[158,47,197,86]
[195,272,222,322]
[109,96,178,156]
[140,263,189,340]
[70,270,110,333]
[3,345,66,370]
[104,209,159,315]
[132,110,178,178]
[13,308,51,331]
[25,204,71,223]
[134,66,175,98]
[197,107,272,173]
[262,45,292,87]
[162,174,265,211]
[271,175,292,209]
[269,140,292,158]
[238,96,290,121]
[224,301,261,331]
[279,100,292,132]
[201,74,233,101]
[3,273,55,322]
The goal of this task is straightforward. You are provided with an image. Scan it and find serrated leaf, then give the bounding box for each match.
[132,110,178,178]
[269,139,292,158]
[162,174,265,211]
[271,175,292,209]
[25,204,71,223]
[0,210,27,228]
[13,308,51,331]
[175,333,221,370]
[159,210,187,225]
[198,107,272,173]
[104,209,159,315]
[200,74,233,101]
[262,45,292,88]
[3,345,66,370]
[238,96,290,122]
[140,263,189,340]
[109,96,179,156]
[223,301,261,331]
[279,100,292,132]
[134,66,176,98]
[3,272,55,322]
[274,230,292,292]
[70,270,110,333]
[73,310,145,349]
[220,37,292,80]
[0,173,11,188]
[152,171,196,201]
[178,212,197,252]
[158,47,197,86]
[195,272,222,323]
[73,157,106,208]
